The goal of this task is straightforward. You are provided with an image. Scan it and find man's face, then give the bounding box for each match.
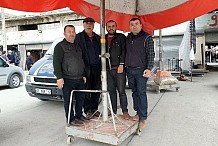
[130,19,142,35]
[106,21,117,35]
[83,22,94,33]
[64,26,76,43]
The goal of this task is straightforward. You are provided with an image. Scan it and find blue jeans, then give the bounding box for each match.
[62,78,85,123]
[107,69,128,114]
[126,67,148,120]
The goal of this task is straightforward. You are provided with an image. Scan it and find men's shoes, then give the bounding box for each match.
[123,112,131,120]
[94,111,101,117]
[70,119,84,126]
[80,115,90,123]
[86,112,93,119]
[132,114,139,121]
[138,120,146,129]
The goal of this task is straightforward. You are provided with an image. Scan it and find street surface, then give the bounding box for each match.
[0,72,218,146]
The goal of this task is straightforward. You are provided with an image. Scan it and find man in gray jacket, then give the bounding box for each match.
[53,25,88,126]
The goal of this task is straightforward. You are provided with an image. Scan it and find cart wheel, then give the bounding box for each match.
[156,89,160,94]
[136,128,141,136]
[176,88,179,92]
[67,136,74,145]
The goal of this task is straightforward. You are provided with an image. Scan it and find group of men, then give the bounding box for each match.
[53,17,155,129]
[0,49,20,66]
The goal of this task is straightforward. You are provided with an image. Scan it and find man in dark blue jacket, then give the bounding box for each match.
[106,20,130,120]
[125,18,155,129]
[76,17,101,119]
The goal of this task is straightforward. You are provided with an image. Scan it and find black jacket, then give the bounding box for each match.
[106,33,126,68]
[53,38,85,80]
[76,30,101,67]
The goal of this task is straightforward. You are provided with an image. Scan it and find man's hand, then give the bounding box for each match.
[143,69,151,78]
[83,77,86,84]
[117,65,124,73]
[57,78,64,89]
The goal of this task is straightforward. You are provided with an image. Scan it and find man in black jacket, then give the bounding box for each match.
[53,25,87,126]
[106,20,130,120]
[76,17,101,119]
[125,18,155,129]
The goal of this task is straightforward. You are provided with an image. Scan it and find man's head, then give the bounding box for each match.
[64,25,76,43]
[129,18,142,35]
[106,20,117,36]
[83,17,95,34]
[8,50,12,54]
[27,52,31,56]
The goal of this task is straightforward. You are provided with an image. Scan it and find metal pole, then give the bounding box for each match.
[100,0,108,121]
[1,7,7,52]
[159,29,163,70]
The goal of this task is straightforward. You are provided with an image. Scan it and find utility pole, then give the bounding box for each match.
[1,7,7,52]
[159,29,164,70]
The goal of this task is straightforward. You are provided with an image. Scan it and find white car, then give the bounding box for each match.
[0,56,24,88]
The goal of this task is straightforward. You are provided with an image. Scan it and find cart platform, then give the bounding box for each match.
[147,81,180,93]
[66,115,138,145]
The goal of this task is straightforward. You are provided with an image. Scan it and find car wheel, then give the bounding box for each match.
[9,74,21,88]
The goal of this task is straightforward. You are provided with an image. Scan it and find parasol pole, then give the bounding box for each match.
[100,0,108,121]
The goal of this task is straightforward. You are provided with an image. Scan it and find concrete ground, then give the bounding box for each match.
[0,71,217,146]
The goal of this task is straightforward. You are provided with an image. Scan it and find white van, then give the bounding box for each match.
[25,38,63,101]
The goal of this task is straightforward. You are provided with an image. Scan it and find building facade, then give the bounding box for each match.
[0,10,86,70]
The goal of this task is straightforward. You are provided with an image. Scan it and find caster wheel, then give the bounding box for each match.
[136,128,141,136]
[67,136,74,145]
[156,90,160,94]
[176,88,179,92]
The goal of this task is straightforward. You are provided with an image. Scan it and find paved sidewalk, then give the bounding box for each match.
[78,71,218,146]
[124,71,218,146]
[1,71,217,146]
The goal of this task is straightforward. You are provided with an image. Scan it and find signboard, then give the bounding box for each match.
[196,13,218,31]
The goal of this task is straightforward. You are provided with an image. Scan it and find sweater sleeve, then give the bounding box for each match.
[119,34,126,65]
[53,43,64,79]
[146,36,155,70]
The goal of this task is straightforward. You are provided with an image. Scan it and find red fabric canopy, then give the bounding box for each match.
[0,0,218,34]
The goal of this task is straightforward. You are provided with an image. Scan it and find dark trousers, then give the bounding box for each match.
[84,65,101,113]
[107,69,128,114]
[62,78,85,123]
[126,67,148,120]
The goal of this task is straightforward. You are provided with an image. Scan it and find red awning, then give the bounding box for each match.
[0,0,218,33]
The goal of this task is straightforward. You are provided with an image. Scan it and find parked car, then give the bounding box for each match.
[25,38,63,101]
[0,56,24,88]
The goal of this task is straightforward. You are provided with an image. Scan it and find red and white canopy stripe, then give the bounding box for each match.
[0,0,218,33]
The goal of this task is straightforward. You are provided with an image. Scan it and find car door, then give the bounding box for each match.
[0,57,9,86]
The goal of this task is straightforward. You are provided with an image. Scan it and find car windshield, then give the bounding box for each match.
[45,38,63,56]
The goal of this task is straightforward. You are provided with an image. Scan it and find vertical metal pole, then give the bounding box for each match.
[1,8,7,52]
[100,0,108,121]
[190,20,193,82]
[159,29,163,70]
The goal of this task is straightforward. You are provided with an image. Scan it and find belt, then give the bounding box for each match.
[126,66,146,69]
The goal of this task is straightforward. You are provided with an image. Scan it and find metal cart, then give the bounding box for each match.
[65,90,139,145]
